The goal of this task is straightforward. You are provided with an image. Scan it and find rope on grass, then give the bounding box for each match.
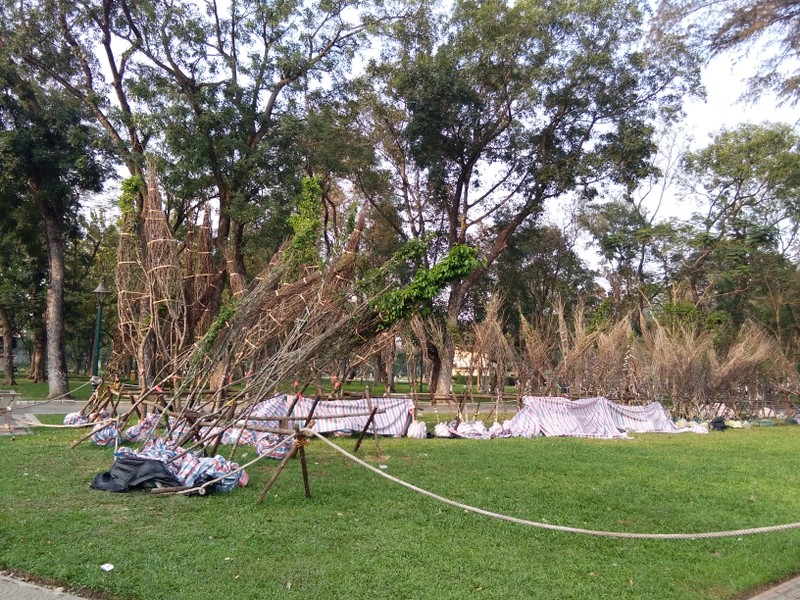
[15,379,95,408]
[304,428,800,540]
[14,417,115,429]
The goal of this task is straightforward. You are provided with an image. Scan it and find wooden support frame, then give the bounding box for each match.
[353,406,378,453]
[352,398,383,459]
[255,398,323,504]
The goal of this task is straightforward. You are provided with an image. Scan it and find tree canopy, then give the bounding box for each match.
[352,0,700,392]
[0,0,797,403]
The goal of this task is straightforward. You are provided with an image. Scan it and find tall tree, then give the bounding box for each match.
[356,0,700,393]
[2,0,414,285]
[579,200,683,316]
[0,230,33,385]
[1,0,415,383]
[0,60,106,397]
[491,221,594,337]
[674,122,800,332]
[3,205,49,383]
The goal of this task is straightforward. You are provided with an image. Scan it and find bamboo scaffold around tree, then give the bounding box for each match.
[106,205,482,447]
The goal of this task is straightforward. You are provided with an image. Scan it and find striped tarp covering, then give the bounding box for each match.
[256,433,293,459]
[509,396,695,439]
[171,452,243,492]
[64,412,90,426]
[91,422,122,446]
[248,395,414,436]
[122,412,162,442]
[604,399,685,433]
[220,427,257,446]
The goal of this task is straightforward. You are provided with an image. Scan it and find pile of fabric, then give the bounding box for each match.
[82,395,416,494]
[90,438,248,494]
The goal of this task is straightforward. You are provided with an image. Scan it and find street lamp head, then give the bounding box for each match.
[93,281,110,305]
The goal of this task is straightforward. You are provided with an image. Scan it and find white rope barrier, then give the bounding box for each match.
[14,417,115,429]
[304,429,800,540]
[13,378,96,409]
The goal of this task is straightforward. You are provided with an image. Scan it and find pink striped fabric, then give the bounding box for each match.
[115,437,245,492]
[64,412,89,426]
[91,422,121,446]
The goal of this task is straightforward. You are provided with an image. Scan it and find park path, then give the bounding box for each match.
[745,575,800,600]
[0,574,91,599]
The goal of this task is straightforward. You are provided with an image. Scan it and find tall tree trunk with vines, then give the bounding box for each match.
[34,196,70,398]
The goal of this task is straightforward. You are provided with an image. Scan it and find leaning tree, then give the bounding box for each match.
[352,0,701,393]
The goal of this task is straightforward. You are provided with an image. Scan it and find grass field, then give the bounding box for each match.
[2,416,800,599]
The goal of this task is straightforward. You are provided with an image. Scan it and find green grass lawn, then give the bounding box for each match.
[2,422,800,599]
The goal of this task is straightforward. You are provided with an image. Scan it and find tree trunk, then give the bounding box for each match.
[433,283,466,396]
[224,243,247,298]
[336,358,349,383]
[428,341,441,393]
[39,206,70,398]
[138,327,157,390]
[216,189,247,298]
[480,365,490,393]
[0,302,16,386]
[384,338,396,393]
[372,353,385,387]
[433,325,456,395]
[31,327,45,383]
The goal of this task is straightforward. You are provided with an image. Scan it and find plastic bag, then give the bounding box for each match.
[406,420,427,439]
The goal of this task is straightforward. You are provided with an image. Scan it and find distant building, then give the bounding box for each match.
[453,348,489,377]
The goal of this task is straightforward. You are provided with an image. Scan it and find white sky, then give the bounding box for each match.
[664,62,793,221]
[684,55,797,143]
[645,55,797,220]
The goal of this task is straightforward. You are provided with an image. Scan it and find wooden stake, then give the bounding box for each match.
[299,444,311,499]
[256,441,299,504]
[353,406,378,453]
[280,394,301,430]
[303,396,321,426]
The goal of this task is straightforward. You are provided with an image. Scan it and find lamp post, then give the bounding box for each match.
[91,281,110,386]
